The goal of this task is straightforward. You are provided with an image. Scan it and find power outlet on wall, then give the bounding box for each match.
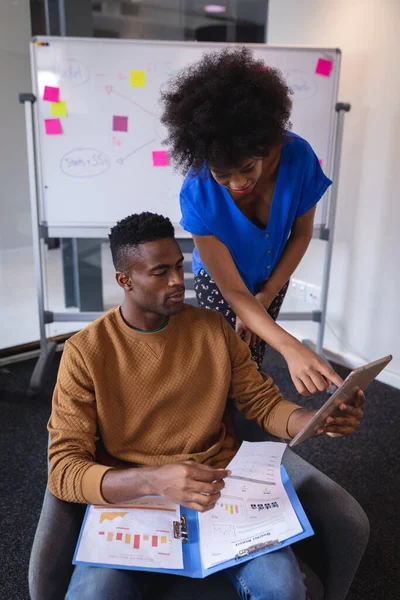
[305,283,321,306]
[290,278,306,301]
[290,278,321,305]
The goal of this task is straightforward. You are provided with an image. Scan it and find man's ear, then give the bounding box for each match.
[115,271,133,292]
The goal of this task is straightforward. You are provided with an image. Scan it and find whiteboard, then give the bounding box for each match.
[30,37,341,233]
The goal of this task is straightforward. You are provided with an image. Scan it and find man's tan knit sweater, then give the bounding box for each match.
[48,305,300,505]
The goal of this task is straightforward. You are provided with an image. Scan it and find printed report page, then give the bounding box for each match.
[198,442,302,569]
[75,495,184,570]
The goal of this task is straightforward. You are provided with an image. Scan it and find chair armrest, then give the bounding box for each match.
[283,448,369,600]
[29,488,85,600]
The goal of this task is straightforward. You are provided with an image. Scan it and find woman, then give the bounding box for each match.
[161,47,342,395]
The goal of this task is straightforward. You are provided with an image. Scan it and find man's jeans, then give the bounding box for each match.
[66,545,307,600]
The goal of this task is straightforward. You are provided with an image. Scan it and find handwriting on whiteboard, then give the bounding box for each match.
[49,58,90,87]
[60,148,110,178]
[285,70,316,100]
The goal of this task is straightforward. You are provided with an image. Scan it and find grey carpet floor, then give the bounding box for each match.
[0,345,399,599]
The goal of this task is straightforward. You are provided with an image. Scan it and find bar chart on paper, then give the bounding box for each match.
[75,498,184,570]
[214,498,244,517]
[98,528,169,549]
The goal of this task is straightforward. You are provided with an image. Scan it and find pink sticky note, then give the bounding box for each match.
[152,150,169,167]
[43,86,60,103]
[45,118,62,135]
[315,58,333,77]
[113,115,128,132]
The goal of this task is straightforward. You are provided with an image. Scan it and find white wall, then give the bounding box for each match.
[269,0,400,388]
[0,0,38,350]
[0,0,32,249]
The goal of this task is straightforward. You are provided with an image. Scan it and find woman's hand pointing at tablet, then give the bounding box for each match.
[280,339,343,395]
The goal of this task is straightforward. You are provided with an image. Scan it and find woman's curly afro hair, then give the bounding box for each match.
[160,46,293,175]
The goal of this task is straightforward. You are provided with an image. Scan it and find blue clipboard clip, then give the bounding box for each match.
[235,539,281,560]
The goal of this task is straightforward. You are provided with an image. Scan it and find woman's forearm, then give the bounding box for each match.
[224,234,312,351]
[224,287,300,354]
[191,230,309,354]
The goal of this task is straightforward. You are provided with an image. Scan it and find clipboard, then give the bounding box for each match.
[73,466,314,578]
[289,354,392,448]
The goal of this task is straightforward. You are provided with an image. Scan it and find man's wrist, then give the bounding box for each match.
[101,466,159,504]
[145,466,162,496]
[286,408,318,439]
[135,465,165,497]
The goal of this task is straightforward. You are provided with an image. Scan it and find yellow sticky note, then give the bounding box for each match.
[50,101,67,117]
[130,70,146,87]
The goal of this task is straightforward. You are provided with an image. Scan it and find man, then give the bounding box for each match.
[48,212,363,600]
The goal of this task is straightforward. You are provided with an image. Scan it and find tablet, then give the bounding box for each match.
[288,354,392,448]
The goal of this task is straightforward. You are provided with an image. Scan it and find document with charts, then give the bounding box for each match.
[198,441,304,568]
[74,441,313,578]
[74,496,184,570]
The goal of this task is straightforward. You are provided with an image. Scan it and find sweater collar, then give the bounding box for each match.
[113,306,176,341]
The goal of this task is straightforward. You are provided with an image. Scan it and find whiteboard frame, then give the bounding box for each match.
[30,36,341,236]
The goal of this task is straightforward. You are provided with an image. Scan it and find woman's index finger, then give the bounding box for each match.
[320,364,343,388]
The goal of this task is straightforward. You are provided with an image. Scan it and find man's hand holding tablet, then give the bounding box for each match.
[287,388,365,441]
[286,355,392,447]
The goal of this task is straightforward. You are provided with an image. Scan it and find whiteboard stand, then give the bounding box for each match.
[287,102,351,375]
[315,103,351,355]
[20,93,58,395]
